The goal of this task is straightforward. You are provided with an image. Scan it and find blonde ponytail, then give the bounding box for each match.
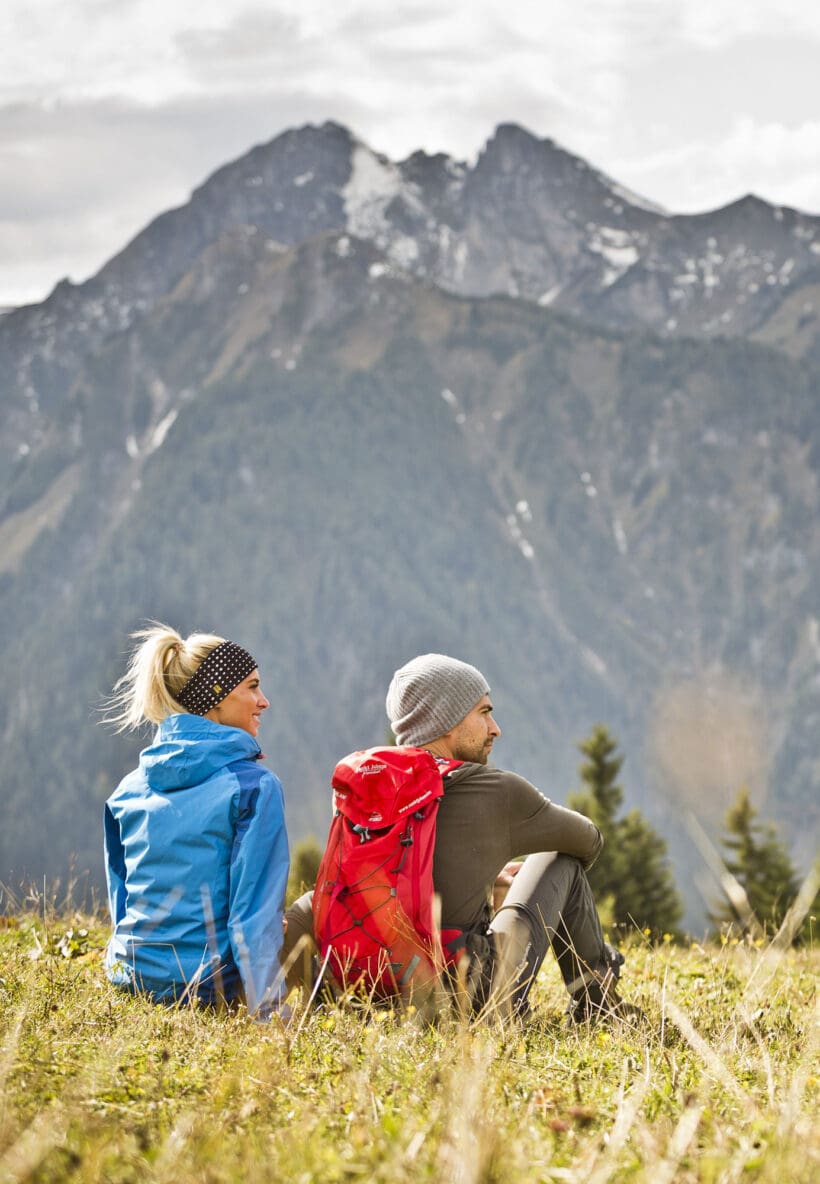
[105,623,225,731]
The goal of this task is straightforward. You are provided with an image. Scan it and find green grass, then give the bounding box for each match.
[0,907,817,1183]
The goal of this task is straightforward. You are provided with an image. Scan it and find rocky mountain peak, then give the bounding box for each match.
[4,119,820,476]
[479,121,545,161]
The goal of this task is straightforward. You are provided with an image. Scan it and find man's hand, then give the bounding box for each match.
[492,860,524,912]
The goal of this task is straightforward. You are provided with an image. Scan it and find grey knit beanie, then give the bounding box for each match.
[386,653,491,747]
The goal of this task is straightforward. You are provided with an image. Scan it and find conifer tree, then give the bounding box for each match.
[567,725,624,912]
[568,724,683,936]
[713,787,802,936]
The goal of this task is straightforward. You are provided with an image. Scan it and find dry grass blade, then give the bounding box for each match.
[152,1112,197,1183]
[0,1007,26,1131]
[769,856,819,950]
[291,944,333,1040]
[582,1063,650,1184]
[662,997,758,1110]
[437,1039,493,1184]
[652,1102,704,1184]
[0,1104,67,1184]
[779,993,819,1137]
[686,810,764,940]
[742,857,820,1007]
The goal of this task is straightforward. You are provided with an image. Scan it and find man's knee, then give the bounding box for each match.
[496,851,585,917]
[488,852,591,971]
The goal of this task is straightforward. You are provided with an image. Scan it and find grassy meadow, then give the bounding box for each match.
[0,901,817,1184]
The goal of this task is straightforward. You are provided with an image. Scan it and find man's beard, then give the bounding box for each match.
[453,738,492,765]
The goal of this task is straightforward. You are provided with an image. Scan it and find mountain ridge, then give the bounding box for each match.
[4,120,819,479]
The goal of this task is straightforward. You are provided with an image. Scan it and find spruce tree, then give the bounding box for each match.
[568,724,683,937]
[713,787,801,936]
[567,725,624,915]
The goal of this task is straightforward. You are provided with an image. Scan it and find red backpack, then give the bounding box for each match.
[312,746,462,1000]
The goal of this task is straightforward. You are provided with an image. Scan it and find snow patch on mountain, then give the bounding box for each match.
[389,236,420,268]
[506,507,535,561]
[581,645,608,676]
[343,146,401,238]
[587,226,641,287]
[149,409,178,453]
[538,285,562,306]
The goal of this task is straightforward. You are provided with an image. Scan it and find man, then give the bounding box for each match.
[282,652,632,1022]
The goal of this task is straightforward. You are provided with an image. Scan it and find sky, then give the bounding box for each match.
[2,0,820,307]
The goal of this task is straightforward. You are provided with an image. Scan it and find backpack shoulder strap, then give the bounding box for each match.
[434,757,464,781]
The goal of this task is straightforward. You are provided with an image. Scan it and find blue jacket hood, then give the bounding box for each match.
[139,713,262,791]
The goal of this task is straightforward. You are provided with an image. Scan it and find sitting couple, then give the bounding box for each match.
[104,628,631,1023]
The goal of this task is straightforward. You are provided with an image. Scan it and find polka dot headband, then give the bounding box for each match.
[176,641,258,715]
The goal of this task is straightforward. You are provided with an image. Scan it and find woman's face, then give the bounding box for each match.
[204,669,269,737]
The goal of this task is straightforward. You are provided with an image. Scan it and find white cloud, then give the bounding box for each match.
[1,0,819,303]
[619,117,820,213]
[677,0,820,46]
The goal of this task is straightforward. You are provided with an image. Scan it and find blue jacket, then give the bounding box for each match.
[104,714,289,1011]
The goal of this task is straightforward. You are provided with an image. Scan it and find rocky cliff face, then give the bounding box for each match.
[1,122,817,921]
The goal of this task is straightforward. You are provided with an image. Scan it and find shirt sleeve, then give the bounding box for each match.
[505,772,604,869]
[227,767,290,1014]
[103,804,128,923]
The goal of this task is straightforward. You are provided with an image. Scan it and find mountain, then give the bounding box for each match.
[1,122,818,926]
[5,122,820,479]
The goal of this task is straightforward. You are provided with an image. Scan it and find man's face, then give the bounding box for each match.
[446,694,501,764]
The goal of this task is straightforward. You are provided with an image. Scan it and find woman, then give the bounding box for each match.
[103,624,289,1015]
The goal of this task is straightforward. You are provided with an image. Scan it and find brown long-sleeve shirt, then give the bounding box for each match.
[433,762,603,932]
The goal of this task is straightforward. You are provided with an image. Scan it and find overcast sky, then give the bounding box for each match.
[2,0,819,307]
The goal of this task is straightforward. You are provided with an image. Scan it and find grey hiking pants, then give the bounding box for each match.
[488,851,610,1016]
[280,851,609,1013]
